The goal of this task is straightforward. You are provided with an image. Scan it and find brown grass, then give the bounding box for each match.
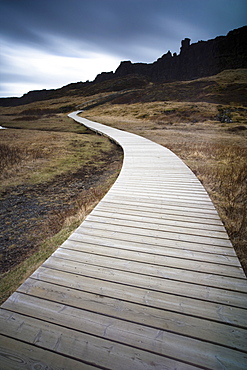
[166,141,247,271]
[0,113,123,303]
[0,117,118,191]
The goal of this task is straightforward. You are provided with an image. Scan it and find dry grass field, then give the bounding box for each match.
[0,113,123,303]
[0,68,246,302]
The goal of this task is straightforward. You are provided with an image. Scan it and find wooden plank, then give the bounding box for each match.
[3,292,247,353]
[60,240,245,278]
[97,201,224,225]
[0,335,96,369]
[51,248,247,291]
[17,278,247,329]
[86,213,229,239]
[117,176,202,182]
[114,187,207,197]
[105,191,217,210]
[80,220,233,248]
[38,261,247,308]
[71,228,237,257]
[90,209,228,235]
[109,188,213,204]
[86,212,229,241]
[103,193,220,215]
[99,199,221,220]
[67,233,242,266]
[48,248,247,293]
[115,189,207,197]
[0,310,200,370]
[114,182,207,192]
[118,179,202,185]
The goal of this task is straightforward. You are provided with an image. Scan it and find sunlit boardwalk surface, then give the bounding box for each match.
[0,111,247,369]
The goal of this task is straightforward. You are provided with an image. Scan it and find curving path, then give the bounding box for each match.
[0,111,246,369]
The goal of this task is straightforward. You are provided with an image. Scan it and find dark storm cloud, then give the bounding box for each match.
[0,0,172,60]
[2,0,246,60]
[0,0,246,97]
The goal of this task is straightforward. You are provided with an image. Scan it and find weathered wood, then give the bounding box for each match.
[0,310,200,370]
[36,263,247,308]
[86,212,229,238]
[0,111,246,370]
[17,278,247,328]
[2,293,247,362]
[104,192,218,211]
[94,203,225,227]
[60,240,245,278]
[100,199,221,220]
[80,219,233,247]
[65,235,242,266]
[71,226,237,256]
[0,335,96,370]
[50,249,246,291]
[1,307,247,370]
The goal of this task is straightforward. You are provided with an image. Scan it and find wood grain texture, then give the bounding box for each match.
[0,111,246,369]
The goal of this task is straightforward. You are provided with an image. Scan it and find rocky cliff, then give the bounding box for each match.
[95,26,247,83]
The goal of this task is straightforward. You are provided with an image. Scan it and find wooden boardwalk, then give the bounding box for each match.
[0,111,247,369]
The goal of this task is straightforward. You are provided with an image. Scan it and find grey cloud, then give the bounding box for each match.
[1,0,246,61]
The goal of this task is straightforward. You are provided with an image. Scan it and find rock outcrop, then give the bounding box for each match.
[95,26,247,83]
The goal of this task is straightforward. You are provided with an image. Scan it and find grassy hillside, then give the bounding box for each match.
[111,69,247,105]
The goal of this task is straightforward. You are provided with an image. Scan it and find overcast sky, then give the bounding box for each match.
[0,0,246,98]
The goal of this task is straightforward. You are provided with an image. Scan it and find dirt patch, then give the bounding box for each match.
[0,147,122,274]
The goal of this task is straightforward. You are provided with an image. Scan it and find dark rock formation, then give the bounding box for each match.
[96,25,247,83]
[94,71,114,83]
